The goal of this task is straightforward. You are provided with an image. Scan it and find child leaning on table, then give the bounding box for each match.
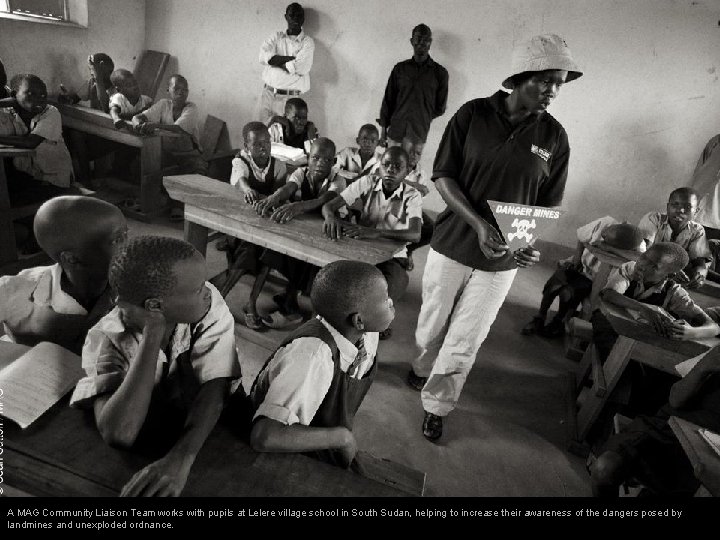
[268,97,318,151]
[589,343,720,497]
[251,137,345,325]
[108,69,153,130]
[322,146,422,339]
[70,235,242,497]
[522,219,645,338]
[0,196,127,354]
[249,260,394,468]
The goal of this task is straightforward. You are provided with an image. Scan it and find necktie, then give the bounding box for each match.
[350,336,367,377]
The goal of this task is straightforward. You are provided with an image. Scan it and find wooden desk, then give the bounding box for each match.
[56,103,165,220]
[0,147,50,276]
[1,342,421,497]
[164,174,405,265]
[574,302,720,442]
[669,417,720,496]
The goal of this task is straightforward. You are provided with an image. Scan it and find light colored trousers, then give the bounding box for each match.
[258,86,300,124]
[412,248,517,416]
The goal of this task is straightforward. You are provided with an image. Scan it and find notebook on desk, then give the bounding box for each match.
[0,341,84,429]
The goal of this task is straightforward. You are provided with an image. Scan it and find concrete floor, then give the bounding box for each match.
[129,216,592,496]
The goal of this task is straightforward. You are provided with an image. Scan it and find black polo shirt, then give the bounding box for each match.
[430,91,570,272]
[379,56,449,143]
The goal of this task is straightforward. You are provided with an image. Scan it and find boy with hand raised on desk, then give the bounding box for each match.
[71,236,242,497]
[108,69,153,130]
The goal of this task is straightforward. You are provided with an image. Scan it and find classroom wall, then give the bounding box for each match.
[0,0,146,102]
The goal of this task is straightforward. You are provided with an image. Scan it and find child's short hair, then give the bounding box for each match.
[109,69,134,87]
[311,137,336,155]
[168,73,187,86]
[109,236,198,304]
[9,73,45,93]
[92,53,115,73]
[358,124,379,137]
[669,187,699,201]
[646,242,690,274]
[382,145,410,164]
[310,261,384,322]
[243,121,269,141]
[285,97,308,113]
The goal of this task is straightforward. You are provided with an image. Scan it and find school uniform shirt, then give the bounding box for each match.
[133,98,200,153]
[430,91,570,272]
[252,316,378,425]
[335,146,382,176]
[0,105,73,187]
[691,135,720,229]
[0,264,95,342]
[259,30,315,93]
[268,120,314,150]
[230,149,287,188]
[70,283,241,409]
[109,93,153,116]
[340,174,423,258]
[287,166,346,200]
[379,56,449,143]
[605,261,707,322]
[638,212,712,263]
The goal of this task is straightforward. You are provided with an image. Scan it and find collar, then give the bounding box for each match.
[284,30,306,41]
[410,55,435,67]
[488,90,544,125]
[316,315,358,363]
[240,149,271,173]
[372,176,405,200]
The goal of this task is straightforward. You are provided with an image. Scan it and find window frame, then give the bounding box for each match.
[0,0,88,28]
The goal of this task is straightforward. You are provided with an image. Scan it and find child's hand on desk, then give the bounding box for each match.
[665,319,694,341]
[323,216,345,240]
[120,454,190,497]
[641,305,675,337]
[342,224,381,240]
[243,188,261,204]
[270,202,305,223]
[118,301,166,333]
[255,195,280,217]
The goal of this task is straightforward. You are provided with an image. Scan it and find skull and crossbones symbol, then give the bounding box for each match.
[508,218,536,243]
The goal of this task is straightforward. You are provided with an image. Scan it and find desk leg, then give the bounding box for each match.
[0,158,19,269]
[590,263,613,311]
[576,336,635,441]
[185,220,208,257]
[139,136,163,217]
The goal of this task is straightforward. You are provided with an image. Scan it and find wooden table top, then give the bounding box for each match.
[1,342,414,497]
[601,301,720,358]
[669,416,720,497]
[164,174,406,266]
[0,147,36,157]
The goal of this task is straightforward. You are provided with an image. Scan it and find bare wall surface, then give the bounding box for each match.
[0,0,146,102]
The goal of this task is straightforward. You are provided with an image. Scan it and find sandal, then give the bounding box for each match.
[243,310,264,331]
[406,369,427,391]
[422,411,443,442]
[262,310,303,330]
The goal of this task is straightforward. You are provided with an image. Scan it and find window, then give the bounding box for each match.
[7,0,67,21]
[0,0,87,27]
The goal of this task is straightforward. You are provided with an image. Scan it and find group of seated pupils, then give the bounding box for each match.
[1,50,719,498]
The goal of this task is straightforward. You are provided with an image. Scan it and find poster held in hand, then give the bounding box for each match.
[488,200,564,251]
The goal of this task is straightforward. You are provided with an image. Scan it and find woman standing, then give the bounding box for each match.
[407,34,582,441]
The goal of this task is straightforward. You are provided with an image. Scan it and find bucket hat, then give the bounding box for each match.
[502,34,582,89]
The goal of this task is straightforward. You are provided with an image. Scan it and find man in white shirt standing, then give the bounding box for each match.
[258,3,315,123]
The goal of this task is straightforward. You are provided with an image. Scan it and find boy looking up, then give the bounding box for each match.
[335,124,382,182]
[250,260,394,468]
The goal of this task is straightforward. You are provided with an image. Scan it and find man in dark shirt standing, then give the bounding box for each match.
[405,34,582,442]
[379,24,449,147]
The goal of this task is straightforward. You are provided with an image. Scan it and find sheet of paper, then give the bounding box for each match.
[271,142,306,162]
[699,428,720,458]
[0,342,84,429]
[675,350,706,377]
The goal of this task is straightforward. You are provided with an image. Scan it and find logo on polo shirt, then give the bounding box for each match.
[530,144,551,162]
